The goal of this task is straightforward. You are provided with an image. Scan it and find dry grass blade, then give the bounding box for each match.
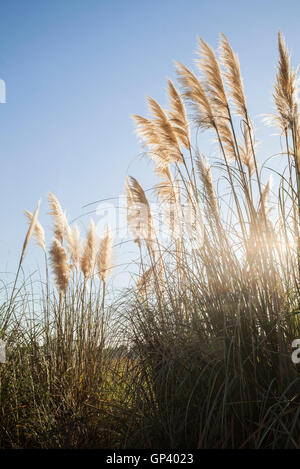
[21,200,41,262]
[216,118,236,161]
[25,201,46,253]
[154,167,179,236]
[137,267,153,295]
[24,208,46,253]
[258,176,273,220]
[13,200,41,272]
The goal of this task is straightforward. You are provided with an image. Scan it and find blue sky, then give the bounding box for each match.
[1,0,300,285]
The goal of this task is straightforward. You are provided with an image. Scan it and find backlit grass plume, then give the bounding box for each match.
[97,226,113,283]
[48,192,70,243]
[219,33,247,118]
[49,237,71,293]
[167,79,190,149]
[126,176,154,245]
[81,219,97,279]
[197,36,229,114]
[67,224,82,272]
[273,31,298,132]
[175,61,215,129]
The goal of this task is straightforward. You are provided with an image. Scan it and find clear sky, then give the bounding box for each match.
[1,0,300,286]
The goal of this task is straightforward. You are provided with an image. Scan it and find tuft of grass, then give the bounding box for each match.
[2,31,300,448]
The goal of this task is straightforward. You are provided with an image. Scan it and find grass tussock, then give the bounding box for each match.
[1,32,300,448]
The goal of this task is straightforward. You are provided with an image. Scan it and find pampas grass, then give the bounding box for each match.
[3,32,300,449]
[81,219,97,279]
[97,226,113,283]
[48,192,69,243]
[50,238,71,293]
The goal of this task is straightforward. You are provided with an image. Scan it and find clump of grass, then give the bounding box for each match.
[120,31,300,448]
[0,195,124,448]
[2,31,300,449]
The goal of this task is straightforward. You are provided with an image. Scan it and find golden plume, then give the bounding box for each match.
[66,224,82,272]
[147,96,182,157]
[175,61,215,129]
[167,79,190,149]
[97,226,113,283]
[81,219,98,279]
[196,37,228,115]
[272,31,298,132]
[132,113,181,172]
[48,192,70,243]
[219,34,247,118]
[49,238,71,293]
[126,176,154,244]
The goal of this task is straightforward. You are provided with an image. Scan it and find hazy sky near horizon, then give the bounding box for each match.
[1,0,300,286]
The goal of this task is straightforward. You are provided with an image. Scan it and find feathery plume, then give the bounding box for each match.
[219,34,247,118]
[24,208,46,253]
[48,193,70,243]
[97,226,113,283]
[167,79,190,149]
[126,176,154,244]
[81,219,98,279]
[66,224,82,272]
[154,167,176,203]
[132,113,182,172]
[196,37,229,115]
[175,61,215,129]
[49,238,71,293]
[272,31,298,131]
[147,96,182,157]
